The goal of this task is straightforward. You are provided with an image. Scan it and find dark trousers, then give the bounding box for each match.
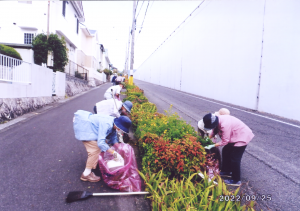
[93,106,97,114]
[222,143,247,181]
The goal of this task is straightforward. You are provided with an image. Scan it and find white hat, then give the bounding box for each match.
[198,119,212,134]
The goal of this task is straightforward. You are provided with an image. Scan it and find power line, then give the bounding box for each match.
[150,0,206,56]
[135,0,139,11]
[139,0,150,34]
[135,0,145,20]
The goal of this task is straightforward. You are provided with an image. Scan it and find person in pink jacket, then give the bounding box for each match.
[202,113,254,186]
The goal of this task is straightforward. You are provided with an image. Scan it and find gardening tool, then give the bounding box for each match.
[66,191,150,203]
[111,89,118,110]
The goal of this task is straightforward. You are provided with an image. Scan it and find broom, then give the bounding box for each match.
[66,191,150,203]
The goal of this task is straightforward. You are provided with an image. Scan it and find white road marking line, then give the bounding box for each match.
[138,81,300,129]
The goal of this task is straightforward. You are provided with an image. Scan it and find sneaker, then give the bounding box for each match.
[224,179,241,186]
[220,172,232,178]
[80,172,101,182]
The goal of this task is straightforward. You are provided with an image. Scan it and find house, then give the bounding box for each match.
[77,26,107,84]
[0,1,108,84]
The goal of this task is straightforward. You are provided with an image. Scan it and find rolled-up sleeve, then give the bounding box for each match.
[97,122,110,152]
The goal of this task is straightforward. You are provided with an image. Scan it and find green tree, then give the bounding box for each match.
[0,44,22,60]
[32,33,68,72]
[48,34,68,72]
[32,34,47,65]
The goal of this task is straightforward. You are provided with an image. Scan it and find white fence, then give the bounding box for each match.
[0,53,65,98]
[0,54,31,84]
[134,0,300,122]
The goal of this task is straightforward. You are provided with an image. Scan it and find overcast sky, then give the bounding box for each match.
[82,1,202,71]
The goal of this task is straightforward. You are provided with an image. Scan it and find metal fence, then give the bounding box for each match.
[66,60,89,81]
[0,54,31,84]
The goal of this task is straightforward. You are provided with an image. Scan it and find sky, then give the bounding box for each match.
[82,1,202,72]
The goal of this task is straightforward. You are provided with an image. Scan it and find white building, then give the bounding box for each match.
[0,1,108,83]
[77,26,107,83]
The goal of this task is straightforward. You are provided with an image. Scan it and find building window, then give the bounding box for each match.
[24,33,34,44]
[62,1,66,17]
[76,19,79,34]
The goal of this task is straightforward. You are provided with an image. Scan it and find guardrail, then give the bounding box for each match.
[0,54,31,84]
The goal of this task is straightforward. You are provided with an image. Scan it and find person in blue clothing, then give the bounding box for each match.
[111,74,117,86]
[73,110,132,182]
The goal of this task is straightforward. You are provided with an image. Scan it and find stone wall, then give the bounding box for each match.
[0,96,62,124]
[88,77,104,87]
[65,74,91,97]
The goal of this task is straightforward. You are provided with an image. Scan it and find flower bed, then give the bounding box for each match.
[123,82,255,210]
[123,83,215,179]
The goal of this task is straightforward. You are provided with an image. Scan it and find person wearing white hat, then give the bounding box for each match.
[93,99,133,118]
[104,84,124,101]
[201,113,254,186]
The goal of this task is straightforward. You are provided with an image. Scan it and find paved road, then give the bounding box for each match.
[135,79,300,211]
[0,83,151,211]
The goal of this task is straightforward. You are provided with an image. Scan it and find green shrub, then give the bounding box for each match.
[0,44,22,60]
[139,170,256,211]
[140,133,207,179]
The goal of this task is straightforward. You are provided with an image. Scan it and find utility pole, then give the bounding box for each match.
[47,1,50,38]
[125,26,131,75]
[130,1,136,71]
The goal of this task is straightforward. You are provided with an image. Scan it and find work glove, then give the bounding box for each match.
[204,144,215,150]
[113,151,124,162]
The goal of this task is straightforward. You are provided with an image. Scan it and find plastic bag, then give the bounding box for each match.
[98,143,141,192]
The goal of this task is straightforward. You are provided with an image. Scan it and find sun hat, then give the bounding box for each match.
[122,101,133,113]
[202,113,219,131]
[114,116,132,133]
[219,108,230,115]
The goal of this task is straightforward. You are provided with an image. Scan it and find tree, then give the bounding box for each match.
[48,34,68,72]
[32,34,47,65]
[32,33,68,72]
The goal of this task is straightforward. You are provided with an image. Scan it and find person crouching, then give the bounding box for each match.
[73,110,131,182]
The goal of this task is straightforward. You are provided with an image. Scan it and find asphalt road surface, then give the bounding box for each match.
[0,83,151,211]
[134,79,300,211]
